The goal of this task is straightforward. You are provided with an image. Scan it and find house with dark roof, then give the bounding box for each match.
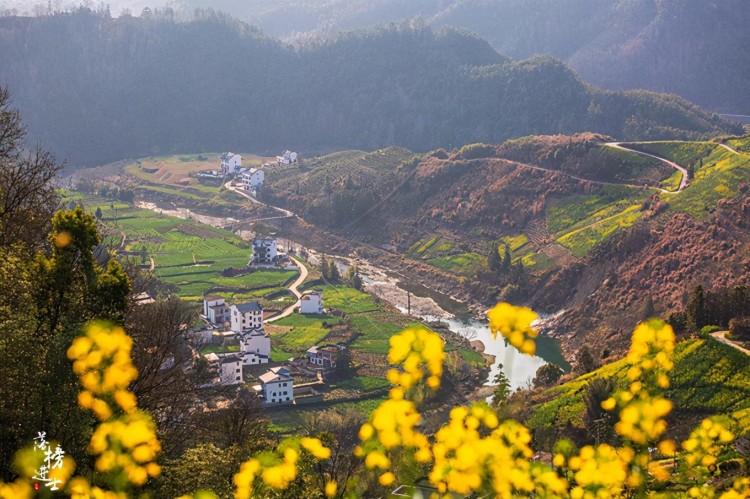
[230,301,263,333]
[220,152,242,174]
[251,238,277,264]
[238,327,270,366]
[205,352,243,385]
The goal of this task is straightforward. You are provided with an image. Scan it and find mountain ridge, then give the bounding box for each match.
[0,9,740,168]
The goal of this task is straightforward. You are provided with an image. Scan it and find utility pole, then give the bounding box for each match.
[407,291,411,316]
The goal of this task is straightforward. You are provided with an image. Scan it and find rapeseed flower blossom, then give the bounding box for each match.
[69,322,161,488]
[232,437,332,499]
[487,302,539,355]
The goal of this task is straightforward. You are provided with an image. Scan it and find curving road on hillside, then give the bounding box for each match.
[605,142,689,193]
[711,331,750,356]
[264,258,309,324]
[224,180,295,218]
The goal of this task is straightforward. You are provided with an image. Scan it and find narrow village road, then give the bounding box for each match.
[265,258,309,324]
[224,180,295,218]
[605,142,689,192]
[719,143,740,155]
[711,331,750,356]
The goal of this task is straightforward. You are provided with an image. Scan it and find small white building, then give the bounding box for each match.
[205,353,243,385]
[220,153,242,174]
[276,150,298,165]
[203,296,230,325]
[241,168,264,191]
[230,302,263,333]
[238,327,270,365]
[306,345,340,369]
[252,238,277,264]
[258,367,294,404]
[299,290,323,314]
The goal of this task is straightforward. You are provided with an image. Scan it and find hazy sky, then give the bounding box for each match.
[0,0,168,15]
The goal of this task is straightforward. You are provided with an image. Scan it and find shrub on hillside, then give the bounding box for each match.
[729,317,750,340]
[455,143,495,160]
[699,325,721,339]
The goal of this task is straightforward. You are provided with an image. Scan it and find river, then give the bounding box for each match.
[136,201,567,391]
[351,266,569,391]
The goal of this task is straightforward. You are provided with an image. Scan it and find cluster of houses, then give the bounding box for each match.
[197,151,298,194]
[276,150,298,165]
[199,286,329,406]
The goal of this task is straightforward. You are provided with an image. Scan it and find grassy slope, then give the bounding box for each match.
[527,338,750,438]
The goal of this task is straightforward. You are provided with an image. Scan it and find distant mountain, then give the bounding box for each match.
[0,9,740,167]
[161,0,750,116]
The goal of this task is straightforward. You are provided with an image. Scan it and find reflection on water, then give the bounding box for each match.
[396,311,562,390]
[361,267,569,390]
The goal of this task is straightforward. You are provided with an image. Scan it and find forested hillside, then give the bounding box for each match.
[259,134,750,355]
[0,8,740,167]
[142,0,750,115]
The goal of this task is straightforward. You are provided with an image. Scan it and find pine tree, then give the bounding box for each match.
[320,255,330,280]
[502,243,511,270]
[488,242,501,272]
[686,285,706,332]
[329,258,341,282]
[345,265,363,290]
[95,206,103,219]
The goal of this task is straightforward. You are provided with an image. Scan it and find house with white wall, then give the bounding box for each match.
[252,238,277,264]
[203,296,230,325]
[241,168,264,191]
[205,353,243,385]
[230,302,263,333]
[220,153,242,174]
[299,290,323,314]
[306,345,340,369]
[276,150,298,164]
[258,367,294,405]
[237,327,270,365]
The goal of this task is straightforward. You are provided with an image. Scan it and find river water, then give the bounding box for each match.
[357,270,568,391]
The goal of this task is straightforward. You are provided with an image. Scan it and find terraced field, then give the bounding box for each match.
[526,338,750,440]
[73,196,297,302]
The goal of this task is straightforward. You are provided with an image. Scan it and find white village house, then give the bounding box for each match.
[276,150,298,165]
[299,289,323,314]
[241,168,264,191]
[252,238,277,264]
[203,296,230,325]
[205,353,243,385]
[257,367,294,405]
[306,345,340,369]
[230,301,263,332]
[237,327,270,365]
[220,152,242,174]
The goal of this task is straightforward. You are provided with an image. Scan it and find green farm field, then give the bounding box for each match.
[70,195,297,301]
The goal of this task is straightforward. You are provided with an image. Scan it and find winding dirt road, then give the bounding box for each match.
[711,331,750,356]
[264,258,309,324]
[605,142,689,193]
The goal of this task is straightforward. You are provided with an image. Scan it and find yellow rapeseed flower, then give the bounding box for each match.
[324,480,337,497]
[487,302,539,356]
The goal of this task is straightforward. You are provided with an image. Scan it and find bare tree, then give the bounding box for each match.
[0,87,62,249]
[125,297,208,456]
